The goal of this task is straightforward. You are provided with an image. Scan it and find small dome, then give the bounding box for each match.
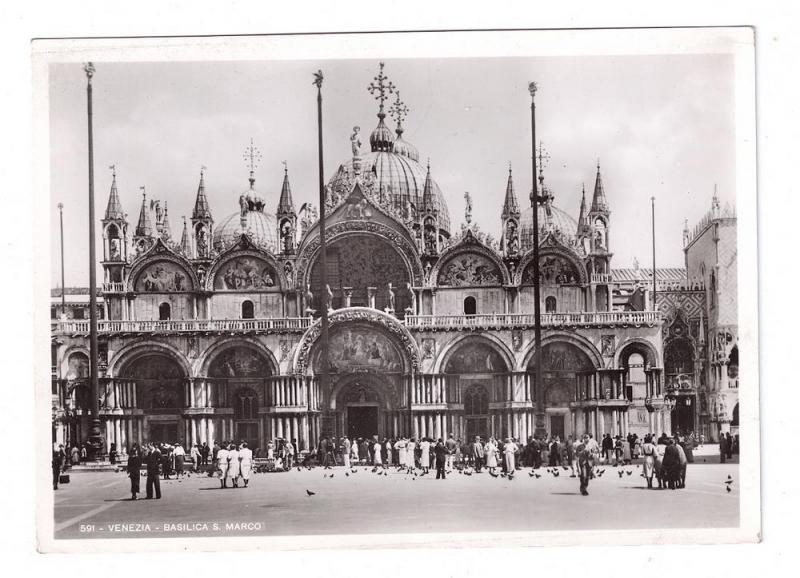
[369,115,394,152]
[392,130,419,161]
[519,197,579,250]
[213,206,278,254]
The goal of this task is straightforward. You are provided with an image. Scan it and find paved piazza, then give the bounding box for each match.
[54,451,739,540]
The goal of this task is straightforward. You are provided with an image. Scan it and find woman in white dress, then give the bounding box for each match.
[373,439,383,468]
[485,437,498,473]
[385,439,393,466]
[238,442,253,487]
[406,438,417,471]
[419,438,431,473]
[350,439,359,465]
[394,437,407,469]
[226,444,241,488]
[217,444,229,488]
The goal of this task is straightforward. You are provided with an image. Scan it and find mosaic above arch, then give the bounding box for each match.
[533,342,595,372]
[314,324,403,374]
[522,254,580,285]
[437,253,502,287]
[134,260,193,292]
[213,256,279,291]
[208,346,273,378]
[444,342,508,374]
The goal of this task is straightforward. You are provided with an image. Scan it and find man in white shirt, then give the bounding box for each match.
[238,442,253,487]
[503,438,518,472]
[284,439,295,470]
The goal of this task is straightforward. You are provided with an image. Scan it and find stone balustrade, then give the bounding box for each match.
[51,317,312,334]
[405,310,661,330]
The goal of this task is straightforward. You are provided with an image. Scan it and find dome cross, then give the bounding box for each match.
[389,90,409,128]
[368,62,396,116]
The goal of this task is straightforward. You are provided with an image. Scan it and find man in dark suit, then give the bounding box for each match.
[145,443,162,499]
[52,445,64,490]
[434,439,448,479]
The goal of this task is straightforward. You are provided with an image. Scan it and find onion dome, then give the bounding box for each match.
[392,127,419,161]
[369,113,394,152]
[519,190,579,250]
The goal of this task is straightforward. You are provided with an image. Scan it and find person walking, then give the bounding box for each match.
[675,437,688,489]
[217,443,229,488]
[227,443,241,488]
[145,443,162,499]
[641,435,656,489]
[394,437,407,470]
[576,434,598,496]
[350,437,359,467]
[127,443,142,499]
[285,439,295,470]
[419,437,431,473]
[725,432,733,459]
[201,442,210,468]
[190,443,200,472]
[565,435,576,477]
[602,434,613,463]
[52,444,64,490]
[385,438,393,467]
[373,438,383,469]
[173,443,185,477]
[405,438,417,471]
[719,434,727,464]
[342,437,351,469]
[472,436,484,472]
[109,442,117,465]
[503,438,518,473]
[70,445,80,466]
[434,439,448,479]
[662,439,681,490]
[239,442,253,487]
[444,435,457,472]
[485,437,498,474]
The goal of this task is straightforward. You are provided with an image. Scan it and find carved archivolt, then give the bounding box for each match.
[292,307,420,375]
[296,221,424,288]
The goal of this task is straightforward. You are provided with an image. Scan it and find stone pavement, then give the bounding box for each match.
[52,452,740,540]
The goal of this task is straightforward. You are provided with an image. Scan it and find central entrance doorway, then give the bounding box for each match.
[347,405,379,439]
[150,422,178,444]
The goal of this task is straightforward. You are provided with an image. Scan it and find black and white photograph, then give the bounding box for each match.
[32,28,759,552]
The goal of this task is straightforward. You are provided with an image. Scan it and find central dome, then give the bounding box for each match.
[328,150,452,234]
[213,183,278,253]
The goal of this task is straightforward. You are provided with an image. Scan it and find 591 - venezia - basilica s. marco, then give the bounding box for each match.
[51,66,739,458]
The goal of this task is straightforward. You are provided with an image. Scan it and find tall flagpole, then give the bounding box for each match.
[651,196,657,310]
[529,82,545,438]
[84,62,102,459]
[58,203,66,317]
[314,70,329,443]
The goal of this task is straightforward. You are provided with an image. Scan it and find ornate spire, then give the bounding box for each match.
[160,201,172,241]
[368,62,396,152]
[104,164,125,221]
[502,163,520,219]
[277,161,294,216]
[591,159,609,213]
[135,187,153,237]
[683,217,690,247]
[180,216,191,255]
[422,158,436,213]
[192,166,212,221]
[577,183,588,235]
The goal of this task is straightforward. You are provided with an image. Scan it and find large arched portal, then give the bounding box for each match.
[207,344,274,448]
[308,234,412,314]
[529,342,595,440]
[315,321,408,441]
[664,338,697,434]
[120,353,187,444]
[443,339,510,440]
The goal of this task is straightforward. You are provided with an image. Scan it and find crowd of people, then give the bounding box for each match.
[52,429,738,496]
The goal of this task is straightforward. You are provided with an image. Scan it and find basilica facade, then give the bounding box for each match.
[50,67,737,456]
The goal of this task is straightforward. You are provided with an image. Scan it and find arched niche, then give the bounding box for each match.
[530,342,595,408]
[133,259,195,292]
[120,353,186,410]
[436,251,503,287]
[443,340,510,374]
[212,255,280,291]
[521,252,583,286]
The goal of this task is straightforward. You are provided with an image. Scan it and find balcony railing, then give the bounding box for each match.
[405,311,661,329]
[102,282,126,293]
[52,317,313,334]
[591,273,613,284]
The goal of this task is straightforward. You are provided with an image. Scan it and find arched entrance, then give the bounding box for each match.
[120,353,186,444]
[443,338,510,440]
[530,342,595,440]
[335,377,385,440]
[664,338,696,434]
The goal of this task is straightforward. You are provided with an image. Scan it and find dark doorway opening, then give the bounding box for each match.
[671,396,695,434]
[150,422,178,444]
[236,422,259,449]
[347,406,378,439]
[549,414,565,440]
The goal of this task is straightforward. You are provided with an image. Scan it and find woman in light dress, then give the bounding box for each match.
[484,437,498,473]
[654,437,667,489]
[385,439,393,467]
[622,437,632,465]
[217,443,229,488]
[227,443,241,488]
[419,438,431,473]
[394,437,407,469]
[238,442,253,487]
[373,439,383,468]
[350,438,359,466]
[640,434,656,489]
[406,438,417,471]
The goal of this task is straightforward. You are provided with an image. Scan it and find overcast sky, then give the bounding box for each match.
[48,55,735,287]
